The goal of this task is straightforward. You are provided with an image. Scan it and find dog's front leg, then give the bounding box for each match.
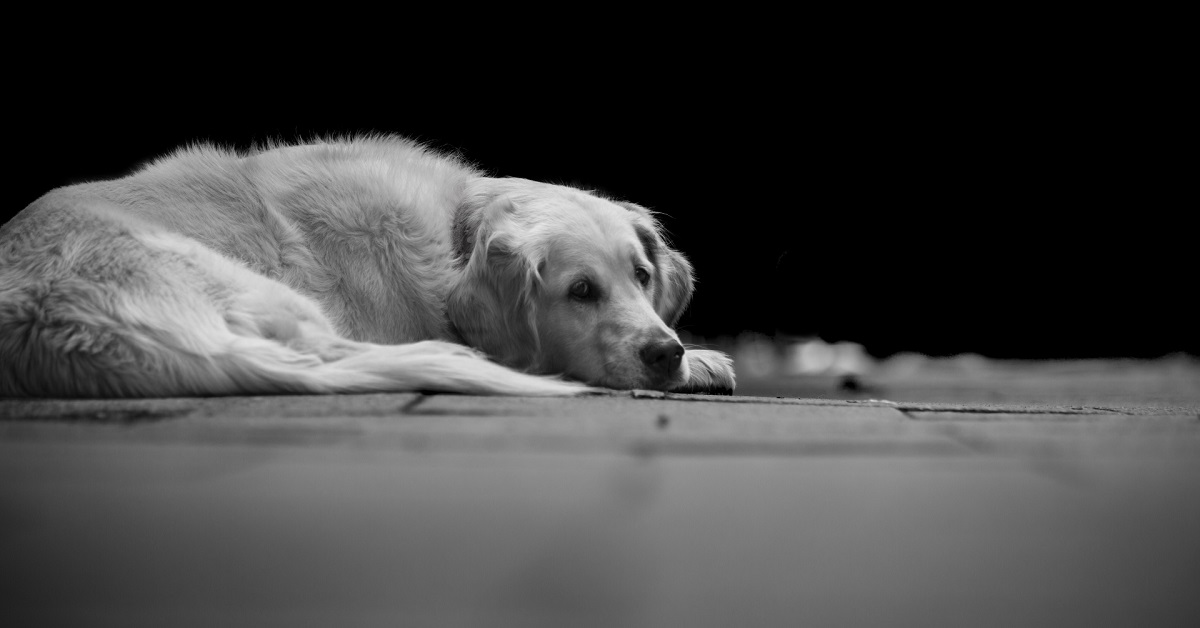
[673,349,736,394]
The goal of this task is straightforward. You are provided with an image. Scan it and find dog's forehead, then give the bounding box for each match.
[553,191,636,235]
[543,193,647,267]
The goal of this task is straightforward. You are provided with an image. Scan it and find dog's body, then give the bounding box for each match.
[0,137,733,397]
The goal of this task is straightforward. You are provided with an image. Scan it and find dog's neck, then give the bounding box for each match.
[450,198,482,267]
[446,200,478,345]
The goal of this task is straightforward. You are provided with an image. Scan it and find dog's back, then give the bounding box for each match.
[51,138,474,342]
[0,137,587,398]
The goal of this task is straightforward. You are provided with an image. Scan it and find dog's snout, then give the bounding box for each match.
[640,338,684,380]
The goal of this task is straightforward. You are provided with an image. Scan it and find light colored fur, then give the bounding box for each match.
[0,136,734,398]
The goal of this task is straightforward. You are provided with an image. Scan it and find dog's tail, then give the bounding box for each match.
[0,323,590,399]
[0,285,589,399]
[202,336,591,398]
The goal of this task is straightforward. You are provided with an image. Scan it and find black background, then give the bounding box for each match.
[7,41,1192,359]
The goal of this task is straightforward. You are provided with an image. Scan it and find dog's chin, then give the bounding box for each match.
[583,366,686,392]
[563,350,731,393]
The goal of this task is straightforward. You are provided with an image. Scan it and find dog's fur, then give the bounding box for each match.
[0,136,734,397]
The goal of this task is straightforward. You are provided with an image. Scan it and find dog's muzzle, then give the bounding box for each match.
[640,337,684,384]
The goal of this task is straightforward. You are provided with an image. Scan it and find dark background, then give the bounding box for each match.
[7,49,1191,359]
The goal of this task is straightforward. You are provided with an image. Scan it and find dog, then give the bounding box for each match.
[0,136,734,398]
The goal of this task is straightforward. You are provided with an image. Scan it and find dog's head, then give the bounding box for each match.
[447,178,701,390]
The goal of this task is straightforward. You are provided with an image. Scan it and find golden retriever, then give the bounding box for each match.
[0,136,734,397]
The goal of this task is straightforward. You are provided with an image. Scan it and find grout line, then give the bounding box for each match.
[398,394,428,415]
[1085,406,1137,415]
[895,405,1122,416]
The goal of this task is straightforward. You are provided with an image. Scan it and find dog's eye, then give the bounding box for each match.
[569,280,594,300]
[635,267,651,286]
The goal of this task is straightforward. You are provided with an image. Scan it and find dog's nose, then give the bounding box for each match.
[640,338,684,380]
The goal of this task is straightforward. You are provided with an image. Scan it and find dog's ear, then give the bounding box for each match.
[655,246,695,327]
[447,195,542,369]
[620,201,696,327]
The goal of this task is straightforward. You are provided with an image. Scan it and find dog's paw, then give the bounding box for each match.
[673,348,736,395]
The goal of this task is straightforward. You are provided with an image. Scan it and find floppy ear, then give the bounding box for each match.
[446,196,542,370]
[619,201,696,327]
[655,246,695,327]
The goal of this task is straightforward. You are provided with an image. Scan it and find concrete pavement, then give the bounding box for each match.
[2,371,1199,627]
